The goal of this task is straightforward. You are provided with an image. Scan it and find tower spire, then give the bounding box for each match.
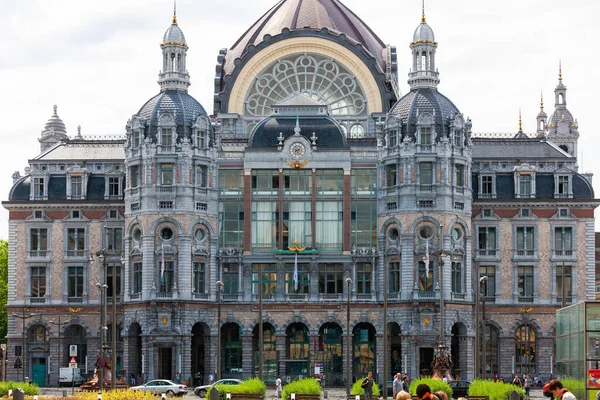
[558,59,562,81]
[540,91,544,110]
[172,1,177,25]
[518,108,523,133]
[421,0,426,23]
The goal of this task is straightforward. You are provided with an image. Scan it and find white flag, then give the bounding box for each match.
[424,240,430,277]
[161,242,165,278]
[293,252,299,291]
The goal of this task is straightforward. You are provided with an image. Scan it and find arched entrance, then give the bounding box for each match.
[389,322,402,375]
[28,325,49,386]
[451,323,467,379]
[65,325,87,378]
[318,322,343,386]
[191,322,208,386]
[253,323,276,383]
[352,323,376,382]
[127,323,142,384]
[222,323,242,378]
[286,323,309,380]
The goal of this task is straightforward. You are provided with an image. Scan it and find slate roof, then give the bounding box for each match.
[224,0,387,76]
[35,142,125,161]
[472,138,571,160]
[249,116,347,148]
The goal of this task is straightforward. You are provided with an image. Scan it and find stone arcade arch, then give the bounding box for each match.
[451,322,467,379]
[222,323,243,379]
[353,322,376,382]
[252,323,277,383]
[286,322,310,380]
[319,322,344,386]
[127,323,142,384]
[191,322,209,386]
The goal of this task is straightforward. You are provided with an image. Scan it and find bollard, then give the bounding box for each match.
[13,388,25,400]
[97,391,102,400]
[162,393,167,400]
[7,389,12,396]
[63,390,68,397]
[33,396,38,400]
[356,396,360,400]
[227,394,232,400]
[291,394,296,400]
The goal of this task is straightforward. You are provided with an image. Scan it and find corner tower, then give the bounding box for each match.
[547,63,579,157]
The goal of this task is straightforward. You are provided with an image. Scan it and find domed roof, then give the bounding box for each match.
[42,105,67,135]
[137,90,208,139]
[249,115,347,148]
[549,108,575,126]
[412,22,435,43]
[223,0,387,76]
[162,22,187,46]
[389,88,461,138]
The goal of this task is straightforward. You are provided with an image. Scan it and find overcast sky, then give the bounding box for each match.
[1,0,599,239]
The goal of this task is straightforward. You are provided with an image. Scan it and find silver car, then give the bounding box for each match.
[131,379,188,397]
[194,379,242,397]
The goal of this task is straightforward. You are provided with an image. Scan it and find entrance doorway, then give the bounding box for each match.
[419,348,433,377]
[31,357,46,386]
[158,347,173,379]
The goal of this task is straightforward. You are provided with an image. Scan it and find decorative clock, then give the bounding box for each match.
[289,142,306,158]
[161,315,168,325]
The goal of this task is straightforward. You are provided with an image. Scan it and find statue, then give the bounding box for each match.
[80,355,129,391]
[431,345,454,382]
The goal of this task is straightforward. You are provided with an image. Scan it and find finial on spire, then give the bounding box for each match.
[294,115,301,135]
[172,0,177,25]
[558,60,562,81]
[53,105,58,116]
[421,0,427,23]
[540,91,544,110]
[518,108,523,132]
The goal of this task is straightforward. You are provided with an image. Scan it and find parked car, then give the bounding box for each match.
[447,380,470,399]
[131,379,188,397]
[195,379,243,397]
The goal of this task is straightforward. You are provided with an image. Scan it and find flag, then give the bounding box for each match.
[424,240,430,277]
[161,241,165,278]
[293,252,299,292]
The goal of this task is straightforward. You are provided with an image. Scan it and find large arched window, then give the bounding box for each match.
[485,325,500,376]
[515,325,536,375]
[244,54,368,135]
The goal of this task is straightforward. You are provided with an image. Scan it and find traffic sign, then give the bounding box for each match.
[69,356,77,364]
[69,345,77,357]
[69,363,78,369]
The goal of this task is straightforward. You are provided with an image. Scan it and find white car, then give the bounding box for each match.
[194,379,243,397]
[131,379,188,397]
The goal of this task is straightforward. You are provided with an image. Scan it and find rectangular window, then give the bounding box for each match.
[159,201,173,209]
[218,201,245,249]
[479,265,496,298]
[351,200,376,249]
[318,263,343,294]
[517,266,534,301]
[105,227,123,252]
[68,266,84,300]
[196,165,207,187]
[420,127,432,146]
[30,228,48,257]
[516,227,535,250]
[454,164,464,187]
[159,260,174,293]
[317,169,344,195]
[556,265,572,301]
[132,131,141,149]
[454,131,462,147]
[558,176,569,195]
[386,165,397,187]
[193,262,206,294]
[481,175,493,195]
[251,201,278,251]
[478,227,497,255]
[196,130,206,148]
[284,170,312,195]
[34,177,45,198]
[451,262,462,293]
[285,263,310,294]
[222,263,239,295]
[519,173,532,195]
[106,264,121,297]
[70,176,83,197]
[420,162,433,185]
[356,262,372,294]
[251,170,279,195]
[316,201,343,251]
[219,170,244,195]
[389,130,397,148]
[108,177,121,197]
[554,227,573,255]
[282,201,311,250]
[389,261,400,293]
[30,266,46,298]
[130,166,140,188]
[67,228,85,256]
[252,263,277,297]
[132,262,142,294]
[160,163,173,185]
[351,169,376,195]
[418,261,434,292]
[160,128,172,146]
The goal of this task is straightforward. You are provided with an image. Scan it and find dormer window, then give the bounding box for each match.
[195,130,206,149]
[388,130,398,148]
[32,177,47,200]
[70,175,83,198]
[106,176,122,200]
[479,174,496,199]
[420,127,432,147]
[555,175,572,198]
[132,130,141,149]
[520,174,532,195]
[160,128,173,147]
[454,130,462,147]
[514,164,536,198]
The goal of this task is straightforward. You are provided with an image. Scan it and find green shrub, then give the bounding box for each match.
[208,378,267,400]
[281,378,321,400]
[468,379,524,400]
[408,378,452,399]
[75,389,160,400]
[0,380,40,396]
[351,377,380,396]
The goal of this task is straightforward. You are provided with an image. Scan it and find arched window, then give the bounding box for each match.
[28,325,49,343]
[515,325,536,375]
[485,325,500,376]
[352,323,376,379]
[286,323,309,379]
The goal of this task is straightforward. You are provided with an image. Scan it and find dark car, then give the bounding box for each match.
[447,380,470,399]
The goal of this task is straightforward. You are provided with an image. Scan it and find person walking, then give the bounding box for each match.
[512,375,521,388]
[393,373,402,399]
[402,375,410,393]
[275,375,282,398]
[548,379,576,400]
[361,372,374,400]
[524,375,532,400]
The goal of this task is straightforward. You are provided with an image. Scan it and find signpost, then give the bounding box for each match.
[69,356,77,394]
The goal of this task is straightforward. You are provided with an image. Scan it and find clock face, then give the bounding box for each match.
[289,142,306,158]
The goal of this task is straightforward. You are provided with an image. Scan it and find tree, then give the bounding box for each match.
[0,239,7,343]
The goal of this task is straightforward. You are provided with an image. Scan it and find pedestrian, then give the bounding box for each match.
[130,373,136,386]
[524,375,532,400]
[548,379,576,400]
[416,383,432,400]
[512,375,521,387]
[402,375,410,393]
[493,374,498,382]
[393,373,402,399]
[361,372,374,400]
[275,375,282,398]
[534,376,539,388]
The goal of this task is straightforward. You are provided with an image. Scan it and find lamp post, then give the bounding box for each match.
[479,276,488,380]
[216,281,224,381]
[379,247,387,400]
[95,283,108,391]
[49,316,67,385]
[474,260,480,379]
[346,277,352,396]
[258,262,263,381]
[12,308,35,382]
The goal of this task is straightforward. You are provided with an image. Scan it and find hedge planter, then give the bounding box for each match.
[228,394,263,400]
[291,394,321,400]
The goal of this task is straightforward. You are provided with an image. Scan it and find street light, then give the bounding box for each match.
[479,276,488,379]
[95,283,108,391]
[258,262,263,381]
[12,308,36,382]
[216,281,224,381]
[49,316,67,385]
[346,277,352,396]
